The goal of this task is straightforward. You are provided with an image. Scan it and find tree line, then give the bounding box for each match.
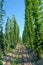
[4,16,20,53]
[22,0,43,59]
[0,0,20,54]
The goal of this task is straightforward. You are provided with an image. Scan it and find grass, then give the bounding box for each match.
[8,48,13,53]
[0,61,3,65]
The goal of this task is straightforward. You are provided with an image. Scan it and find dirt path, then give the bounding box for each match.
[2,44,43,65]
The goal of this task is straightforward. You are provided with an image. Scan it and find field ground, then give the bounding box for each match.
[0,44,43,65]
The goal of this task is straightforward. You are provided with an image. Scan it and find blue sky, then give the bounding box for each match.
[4,0,25,37]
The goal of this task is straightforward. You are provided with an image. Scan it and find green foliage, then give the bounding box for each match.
[39,0,43,53]
[0,0,5,52]
[32,0,41,59]
[4,16,20,52]
[22,0,43,59]
[0,61,3,65]
[22,0,34,50]
[11,60,17,65]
